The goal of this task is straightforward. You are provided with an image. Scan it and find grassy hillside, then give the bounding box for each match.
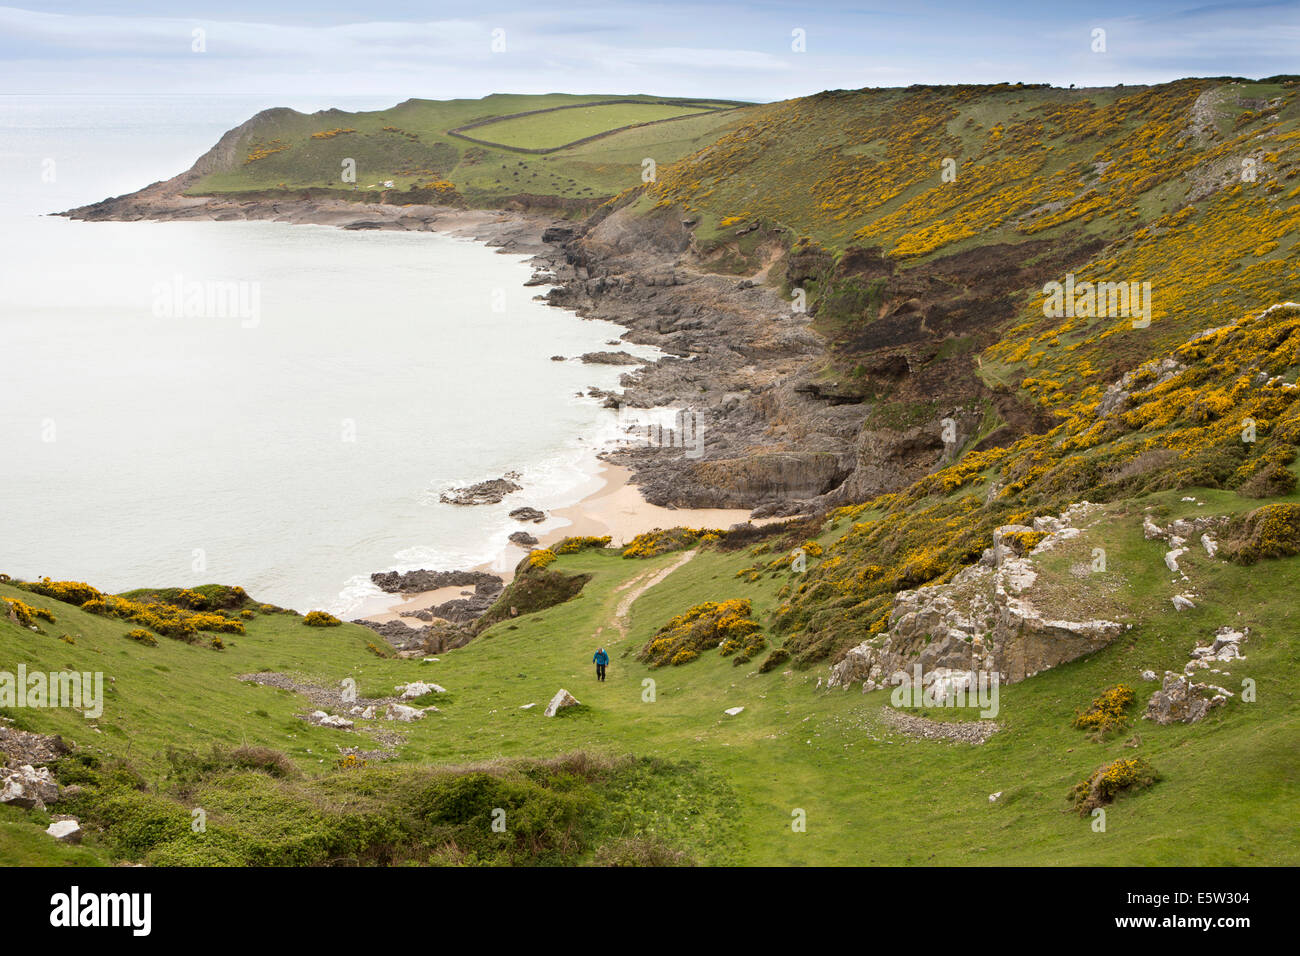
[3,485,1298,865]
[9,79,1299,866]
[191,93,750,210]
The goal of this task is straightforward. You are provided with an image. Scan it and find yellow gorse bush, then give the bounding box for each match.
[244,139,289,164]
[3,597,55,628]
[20,577,244,644]
[1069,757,1158,814]
[638,598,764,667]
[1074,684,1136,735]
[527,549,557,570]
[303,610,342,627]
[622,527,723,558]
[553,536,612,554]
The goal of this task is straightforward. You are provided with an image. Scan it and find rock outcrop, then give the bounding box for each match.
[0,764,60,809]
[1145,672,1233,724]
[351,618,475,654]
[0,722,70,766]
[543,689,580,717]
[370,569,503,595]
[397,681,446,699]
[308,710,354,730]
[1143,626,1247,724]
[439,473,522,506]
[828,503,1124,690]
[385,702,431,722]
[579,350,643,365]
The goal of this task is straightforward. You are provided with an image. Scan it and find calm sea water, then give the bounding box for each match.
[0,96,649,615]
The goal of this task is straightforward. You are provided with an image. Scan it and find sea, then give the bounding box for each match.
[0,95,654,616]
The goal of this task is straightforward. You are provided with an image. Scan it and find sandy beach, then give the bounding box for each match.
[538,463,757,548]
[359,460,757,625]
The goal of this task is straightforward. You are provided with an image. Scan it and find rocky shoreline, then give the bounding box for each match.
[59,170,970,638]
[61,186,860,517]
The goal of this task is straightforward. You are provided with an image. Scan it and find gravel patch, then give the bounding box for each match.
[877,706,1000,744]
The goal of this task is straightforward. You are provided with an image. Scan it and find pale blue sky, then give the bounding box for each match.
[2,1,1297,101]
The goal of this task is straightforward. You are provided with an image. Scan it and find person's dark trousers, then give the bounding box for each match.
[597,663,606,681]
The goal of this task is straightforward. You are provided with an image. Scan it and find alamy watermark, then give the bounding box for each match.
[1042,273,1151,328]
[152,274,261,328]
[0,665,103,718]
[614,405,705,459]
[889,664,1000,718]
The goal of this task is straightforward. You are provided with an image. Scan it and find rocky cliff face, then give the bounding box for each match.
[537,205,1078,515]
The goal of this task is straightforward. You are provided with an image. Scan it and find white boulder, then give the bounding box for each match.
[386,702,427,722]
[46,819,82,843]
[543,689,580,717]
[0,765,59,809]
[397,681,446,699]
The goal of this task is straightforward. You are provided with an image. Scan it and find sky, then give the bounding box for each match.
[1,1,1297,104]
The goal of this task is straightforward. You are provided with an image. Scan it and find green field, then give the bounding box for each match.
[452,100,728,151]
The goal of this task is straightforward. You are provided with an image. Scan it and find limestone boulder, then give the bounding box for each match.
[1145,672,1232,724]
[46,819,82,843]
[543,689,580,717]
[828,503,1122,691]
[0,764,60,809]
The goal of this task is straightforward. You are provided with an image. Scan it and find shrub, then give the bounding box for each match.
[411,770,588,863]
[20,579,244,642]
[21,578,102,606]
[125,628,158,647]
[165,744,297,783]
[1068,757,1159,814]
[622,527,721,558]
[337,753,367,771]
[175,588,209,610]
[594,837,692,866]
[3,598,55,628]
[1220,503,1300,564]
[1073,684,1135,736]
[553,536,612,554]
[1000,529,1048,555]
[526,549,557,570]
[303,610,342,627]
[639,599,765,667]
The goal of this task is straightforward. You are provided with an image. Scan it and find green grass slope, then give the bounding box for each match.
[3,495,1297,865]
[8,79,1299,867]
[190,92,751,210]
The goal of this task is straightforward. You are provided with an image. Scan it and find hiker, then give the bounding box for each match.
[593,647,609,682]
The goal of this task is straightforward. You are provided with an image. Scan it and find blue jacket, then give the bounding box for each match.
[593,650,609,666]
